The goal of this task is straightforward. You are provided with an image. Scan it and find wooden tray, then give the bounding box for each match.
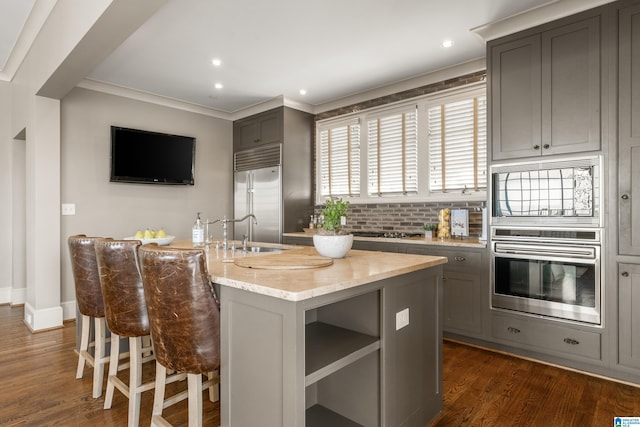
[234,252,333,270]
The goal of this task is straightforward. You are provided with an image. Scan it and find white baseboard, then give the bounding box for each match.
[0,287,27,305]
[11,287,26,305]
[0,287,9,304]
[61,300,76,321]
[24,302,63,331]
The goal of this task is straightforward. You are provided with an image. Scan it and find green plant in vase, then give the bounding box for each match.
[314,198,353,258]
[423,223,437,239]
[319,198,350,235]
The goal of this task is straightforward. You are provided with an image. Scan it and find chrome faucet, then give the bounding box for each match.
[221,214,257,250]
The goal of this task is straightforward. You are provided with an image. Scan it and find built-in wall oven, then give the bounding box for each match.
[490,156,603,324]
[491,228,601,324]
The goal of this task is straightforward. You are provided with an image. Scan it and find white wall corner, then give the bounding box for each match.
[0,286,10,304]
[23,302,63,332]
[61,300,77,321]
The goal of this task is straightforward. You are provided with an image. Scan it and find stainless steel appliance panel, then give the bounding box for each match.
[233,166,282,243]
[490,155,602,227]
[491,228,601,324]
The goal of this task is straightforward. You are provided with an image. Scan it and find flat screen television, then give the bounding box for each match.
[110,126,195,185]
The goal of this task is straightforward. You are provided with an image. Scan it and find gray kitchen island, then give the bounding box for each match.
[178,242,447,427]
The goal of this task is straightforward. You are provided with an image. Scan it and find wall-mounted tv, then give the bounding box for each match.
[110,126,195,185]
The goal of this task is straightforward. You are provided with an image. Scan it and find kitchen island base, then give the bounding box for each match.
[219,266,443,427]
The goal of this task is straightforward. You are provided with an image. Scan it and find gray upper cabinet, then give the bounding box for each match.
[619,2,640,256]
[490,35,541,159]
[234,108,283,151]
[490,12,602,160]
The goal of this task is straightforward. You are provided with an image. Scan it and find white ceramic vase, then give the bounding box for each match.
[312,234,354,258]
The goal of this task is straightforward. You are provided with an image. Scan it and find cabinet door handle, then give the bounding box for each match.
[563,338,579,345]
[622,272,629,277]
[454,256,466,262]
[543,144,550,149]
[621,194,629,200]
[507,326,520,334]
[533,145,540,150]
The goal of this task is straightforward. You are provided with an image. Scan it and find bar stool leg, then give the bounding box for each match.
[207,371,219,403]
[103,331,121,409]
[128,337,143,427]
[76,314,91,379]
[152,363,168,418]
[187,373,203,427]
[92,317,107,398]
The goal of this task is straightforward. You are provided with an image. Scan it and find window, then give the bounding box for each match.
[367,107,418,196]
[316,84,486,203]
[318,119,360,197]
[428,95,487,192]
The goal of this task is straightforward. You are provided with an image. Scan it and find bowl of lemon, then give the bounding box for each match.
[125,228,175,246]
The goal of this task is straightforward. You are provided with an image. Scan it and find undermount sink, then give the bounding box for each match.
[248,246,287,253]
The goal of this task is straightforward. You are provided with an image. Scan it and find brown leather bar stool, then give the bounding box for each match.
[95,238,156,427]
[139,245,220,427]
[68,234,112,398]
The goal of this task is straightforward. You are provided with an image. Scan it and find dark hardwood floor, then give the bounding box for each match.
[0,304,218,426]
[1,304,639,426]
[430,340,640,427]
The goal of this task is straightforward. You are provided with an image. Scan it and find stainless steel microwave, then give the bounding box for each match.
[490,156,602,227]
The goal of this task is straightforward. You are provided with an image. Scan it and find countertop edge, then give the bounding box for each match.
[212,255,447,302]
[283,232,487,248]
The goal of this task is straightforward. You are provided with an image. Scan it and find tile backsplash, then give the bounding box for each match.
[314,201,486,237]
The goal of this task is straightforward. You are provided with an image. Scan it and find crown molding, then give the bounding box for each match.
[471,0,617,42]
[77,78,232,120]
[1,0,55,82]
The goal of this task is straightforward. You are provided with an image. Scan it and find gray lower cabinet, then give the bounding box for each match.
[352,240,404,253]
[282,236,313,247]
[618,263,640,370]
[219,268,443,427]
[489,8,603,160]
[405,245,486,338]
[619,1,640,256]
[491,313,602,361]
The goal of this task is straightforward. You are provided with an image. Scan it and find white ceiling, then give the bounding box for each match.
[0,0,35,70]
[0,0,614,114]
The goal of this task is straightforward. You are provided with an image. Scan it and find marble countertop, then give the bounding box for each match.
[282,231,487,248]
[170,240,447,301]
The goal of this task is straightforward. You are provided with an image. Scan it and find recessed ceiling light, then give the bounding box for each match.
[299,89,307,95]
[212,58,222,66]
[214,82,223,89]
[442,40,454,48]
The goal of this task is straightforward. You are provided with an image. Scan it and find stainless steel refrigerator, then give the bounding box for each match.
[233,146,282,243]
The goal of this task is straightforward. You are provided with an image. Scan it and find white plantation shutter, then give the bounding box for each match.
[428,96,487,192]
[319,119,360,197]
[367,107,418,196]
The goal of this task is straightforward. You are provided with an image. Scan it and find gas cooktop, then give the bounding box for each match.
[351,231,423,239]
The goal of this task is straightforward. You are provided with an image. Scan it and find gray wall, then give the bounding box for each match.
[60,87,232,306]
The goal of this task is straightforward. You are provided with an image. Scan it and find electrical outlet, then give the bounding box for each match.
[395,308,409,330]
[61,203,75,216]
[340,215,347,226]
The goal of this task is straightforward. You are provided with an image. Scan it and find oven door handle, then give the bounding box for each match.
[494,243,596,259]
